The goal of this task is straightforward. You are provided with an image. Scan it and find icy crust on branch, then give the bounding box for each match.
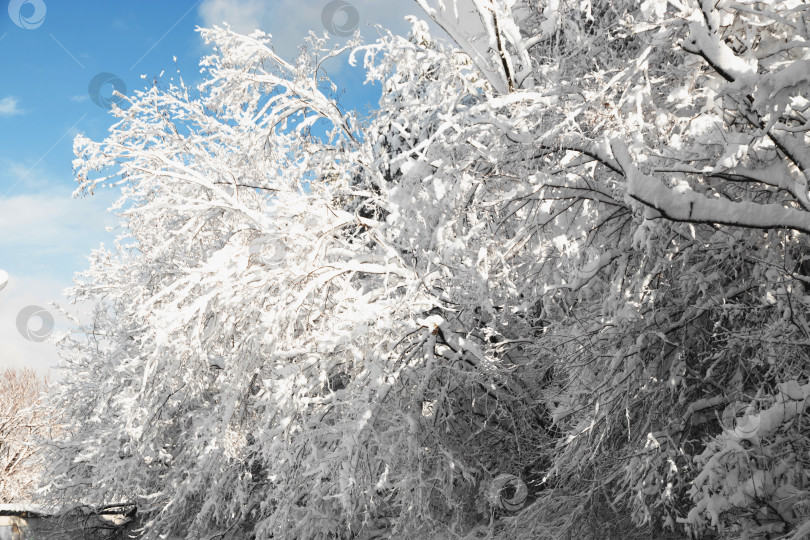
[611,140,810,233]
[414,0,535,92]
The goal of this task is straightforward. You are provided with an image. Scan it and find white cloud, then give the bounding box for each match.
[0,272,66,375]
[198,0,445,61]
[0,186,118,376]
[0,270,100,378]
[0,96,23,116]
[70,95,90,103]
[0,190,118,258]
[199,0,274,35]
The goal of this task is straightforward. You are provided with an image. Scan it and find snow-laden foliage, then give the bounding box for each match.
[0,368,50,503]
[44,0,810,538]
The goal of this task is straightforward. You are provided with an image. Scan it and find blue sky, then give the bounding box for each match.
[0,0,442,373]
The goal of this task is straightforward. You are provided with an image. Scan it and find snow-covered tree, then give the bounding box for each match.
[402,1,810,537]
[45,26,467,540]
[44,0,810,538]
[0,368,50,503]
